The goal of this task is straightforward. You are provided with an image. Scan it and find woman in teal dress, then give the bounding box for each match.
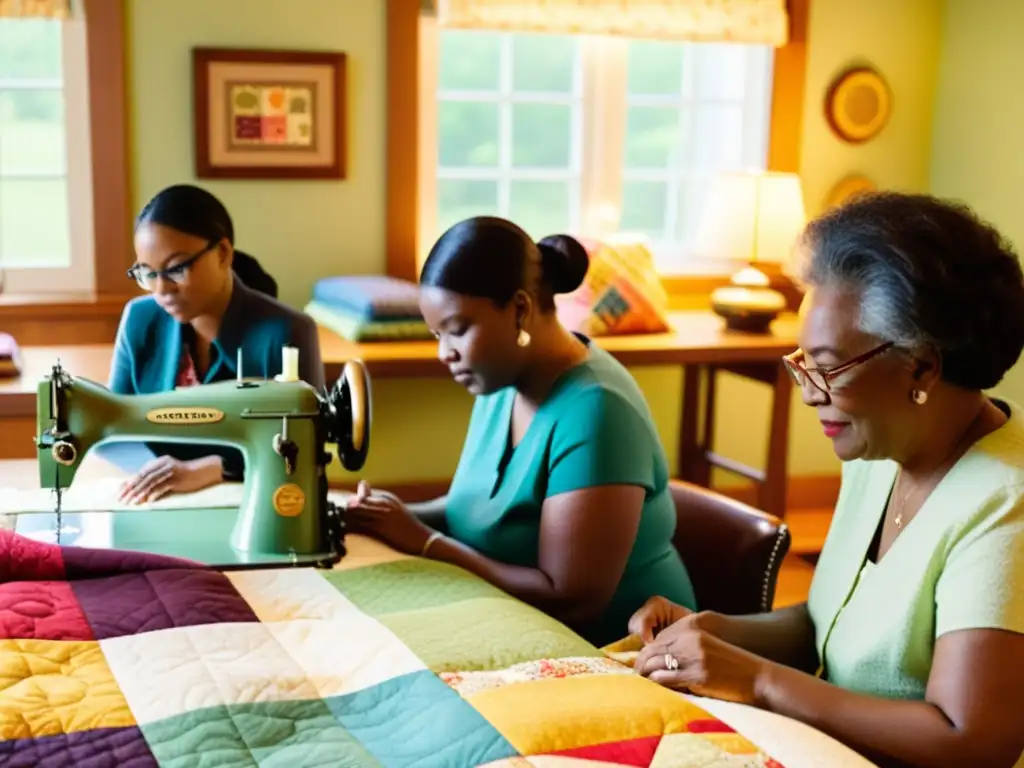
[346,216,696,646]
[629,193,1024,768]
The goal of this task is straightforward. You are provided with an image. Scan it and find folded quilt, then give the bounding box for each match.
[0,529,785,767]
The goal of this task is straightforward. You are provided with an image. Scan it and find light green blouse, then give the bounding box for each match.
[808,399,1024,711]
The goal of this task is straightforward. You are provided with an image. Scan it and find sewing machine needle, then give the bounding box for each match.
[54,464,62,543]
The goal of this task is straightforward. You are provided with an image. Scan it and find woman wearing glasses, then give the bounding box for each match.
[630,193,1024,768]
[108,184,324,504]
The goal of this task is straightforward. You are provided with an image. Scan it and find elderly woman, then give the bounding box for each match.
[630,193,1024,768]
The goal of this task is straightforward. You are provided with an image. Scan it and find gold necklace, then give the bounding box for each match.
[891,471,914,529]
[890,408,987,530]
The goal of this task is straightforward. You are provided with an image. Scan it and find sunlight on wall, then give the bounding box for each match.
[931,0,1024,407]
[128,0,944,488]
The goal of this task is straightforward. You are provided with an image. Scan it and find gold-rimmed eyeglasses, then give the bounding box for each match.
[783,342,894,396]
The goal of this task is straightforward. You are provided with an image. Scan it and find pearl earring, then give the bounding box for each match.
[517,329,531,348]
[911,389,928,405]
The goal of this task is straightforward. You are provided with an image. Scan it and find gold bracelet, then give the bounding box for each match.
[420,531,444,557]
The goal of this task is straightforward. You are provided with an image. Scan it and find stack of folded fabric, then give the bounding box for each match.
[304,275,433,342]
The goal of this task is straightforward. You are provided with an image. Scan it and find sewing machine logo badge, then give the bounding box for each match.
[145,407,225,425]
[273,483,306,517]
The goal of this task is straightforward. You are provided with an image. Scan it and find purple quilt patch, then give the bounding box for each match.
[0,726,157,768]
[72,569,258,640]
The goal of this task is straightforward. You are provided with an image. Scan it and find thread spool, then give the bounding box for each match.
[279,346,300,382]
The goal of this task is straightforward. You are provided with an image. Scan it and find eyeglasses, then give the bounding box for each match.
[127,240,217,291]
[783,342,894,396]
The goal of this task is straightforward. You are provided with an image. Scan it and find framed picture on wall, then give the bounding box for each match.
[192,47,347,180]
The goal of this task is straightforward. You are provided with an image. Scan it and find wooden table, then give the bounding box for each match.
[0,311,800,518]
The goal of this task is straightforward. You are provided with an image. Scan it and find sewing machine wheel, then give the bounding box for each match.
[324,359,371,472]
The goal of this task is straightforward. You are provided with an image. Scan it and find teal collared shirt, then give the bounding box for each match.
[106,278,324,476]
[109,278,324,395]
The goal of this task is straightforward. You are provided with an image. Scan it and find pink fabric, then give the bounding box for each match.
[176,346,200,388]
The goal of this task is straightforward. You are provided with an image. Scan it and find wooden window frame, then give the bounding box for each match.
[386,0,809,301]
[0,0,134,345]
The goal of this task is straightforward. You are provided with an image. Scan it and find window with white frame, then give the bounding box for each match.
[0,12,94,295]
[420,24,774,273]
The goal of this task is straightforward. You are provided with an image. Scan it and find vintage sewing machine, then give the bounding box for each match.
[13,350,371,569]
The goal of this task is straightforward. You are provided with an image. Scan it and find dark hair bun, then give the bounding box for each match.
[537,235,589,295]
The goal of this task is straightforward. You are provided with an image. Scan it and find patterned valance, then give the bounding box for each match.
[0,0,70,18]
[433,0,790,46]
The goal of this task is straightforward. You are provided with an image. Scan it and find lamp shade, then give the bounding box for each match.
[695,171,807,272]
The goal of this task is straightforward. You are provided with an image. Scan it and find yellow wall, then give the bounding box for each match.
[930,0,1024,403]
[128,0,944,489]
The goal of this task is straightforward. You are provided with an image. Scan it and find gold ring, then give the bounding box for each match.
[664,653,679,671]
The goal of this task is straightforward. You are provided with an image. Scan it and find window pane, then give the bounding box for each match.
[692,105,744,171]
[0,20,62,80]
[438,101,499,167]
[0,178,70,268]
[695,43,749,102]
[619,180,668,241]
[439,30,500,91]
[437,178,499,234]
[512,103,572,168]
[627,40,683,96]
[0,89,66,175]
[624,106,684,168]
[676,177,713,245]
[512,34,576,93]
[509,180,571,237]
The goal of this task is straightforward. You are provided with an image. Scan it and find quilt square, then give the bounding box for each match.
[266,613,426,699]
[0,639,135,741]
[649,732,779,767]
[0,726,156,768]
[380,596,600,673]
[100,623,318,725]
[480,759,627,767]
[142,699,376,768]
[0,580,93,641]
[73,568,258,640]
[226,568,363,623]
[323,558,511,616]
[325,669,519,767]
[0,530,65,581]
[329,532,412,571]
[466,674,704,755]
[441,656,632,698]
[553,736,662,766]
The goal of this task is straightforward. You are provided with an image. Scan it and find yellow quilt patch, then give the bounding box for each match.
[0,639,135,741]
[330,534,412,570]
[467,673,707,754]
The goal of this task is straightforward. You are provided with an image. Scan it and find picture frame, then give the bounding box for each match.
[192,47,347,180]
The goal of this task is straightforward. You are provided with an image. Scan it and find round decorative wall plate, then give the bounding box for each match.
[825,67,891,144]
[825,174,877,209]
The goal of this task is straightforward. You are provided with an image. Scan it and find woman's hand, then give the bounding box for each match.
[628,595,695,643]
[118,455,223,505]
[634,620,773,706]
[345,481,434,555]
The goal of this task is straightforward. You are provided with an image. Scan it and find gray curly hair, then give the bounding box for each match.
[797,192,1024,391]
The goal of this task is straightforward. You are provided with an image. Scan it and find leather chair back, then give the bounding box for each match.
[670,480,790,615]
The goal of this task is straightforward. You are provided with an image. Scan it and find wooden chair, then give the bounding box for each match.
[669,480,791,615]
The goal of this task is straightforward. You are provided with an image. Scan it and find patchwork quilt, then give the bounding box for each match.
[0,529,785,767]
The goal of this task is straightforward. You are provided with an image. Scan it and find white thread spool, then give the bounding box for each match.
[279,346,299,382]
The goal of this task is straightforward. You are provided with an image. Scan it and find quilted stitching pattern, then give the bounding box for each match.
[0,529,785,766]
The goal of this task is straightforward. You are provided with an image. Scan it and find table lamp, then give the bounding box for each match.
[696,170,807,333]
